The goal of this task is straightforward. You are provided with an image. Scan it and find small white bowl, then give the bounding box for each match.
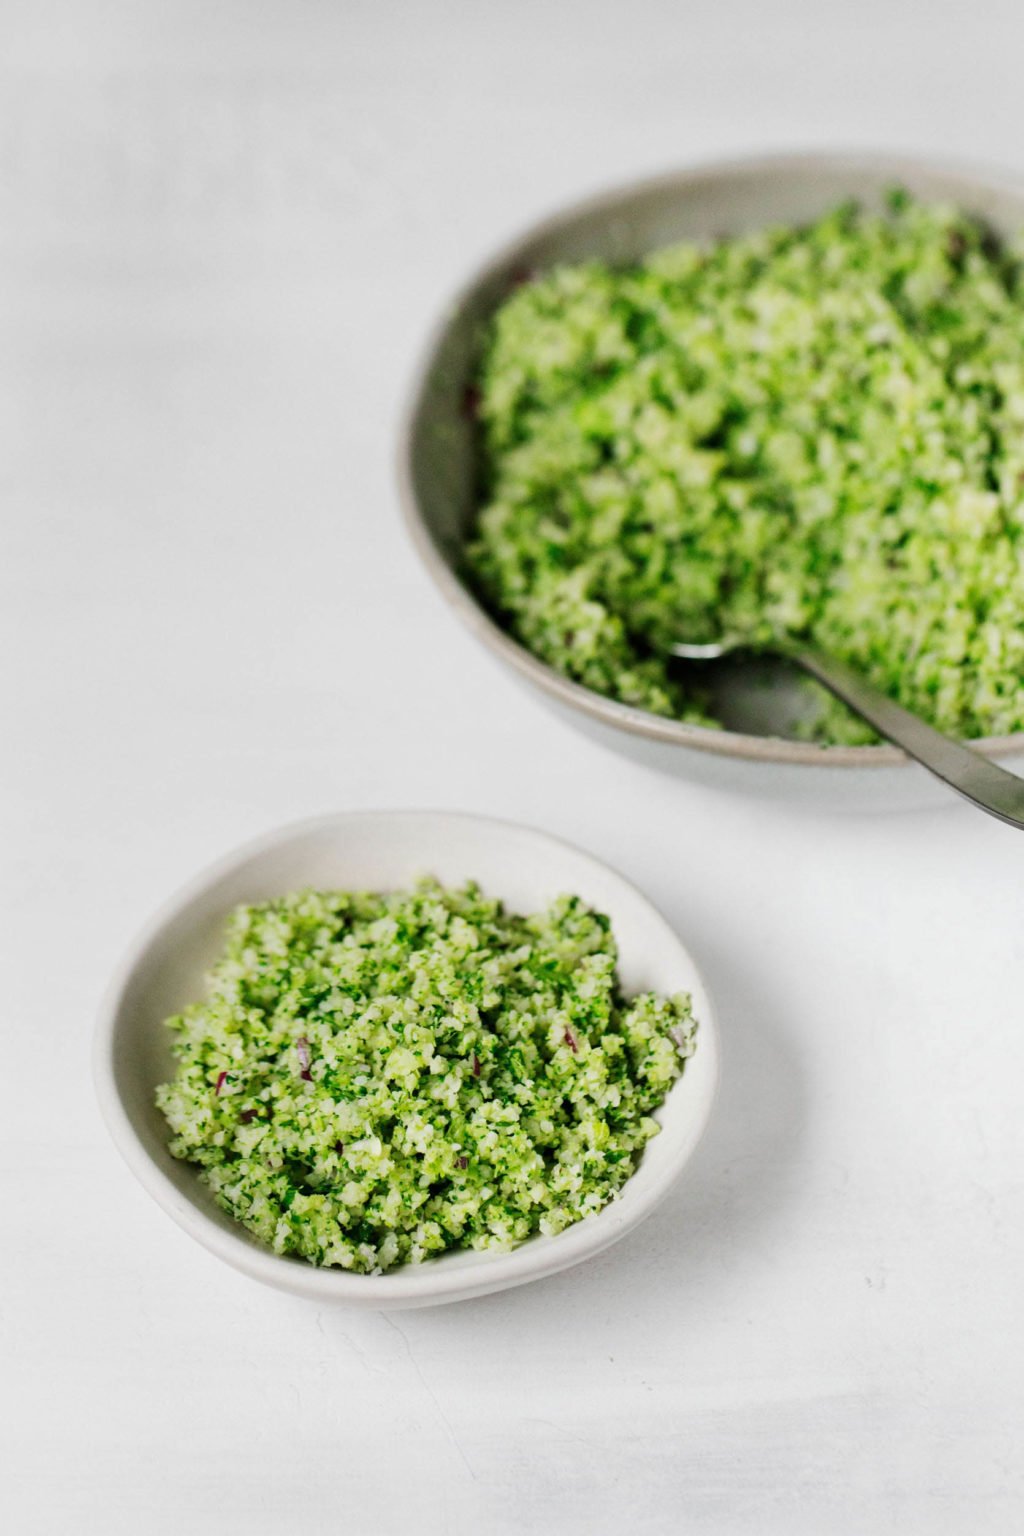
[94,811,718,1309]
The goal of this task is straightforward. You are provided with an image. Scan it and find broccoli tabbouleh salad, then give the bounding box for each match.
[468,193,1024,745]
[157,880,696,1273]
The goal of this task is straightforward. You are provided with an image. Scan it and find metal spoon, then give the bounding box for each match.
[669,635,1024,829]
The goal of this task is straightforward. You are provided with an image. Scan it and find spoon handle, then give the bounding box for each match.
[793,645,1024,829]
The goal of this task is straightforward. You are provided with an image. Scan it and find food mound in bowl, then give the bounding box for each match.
[467,192,1024,745]
[156,881,696,1273]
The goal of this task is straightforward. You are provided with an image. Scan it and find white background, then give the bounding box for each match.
[4,3,1024,1532]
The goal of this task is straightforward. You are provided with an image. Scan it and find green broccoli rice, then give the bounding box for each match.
[468,193,1024,744]
[156,881,696,1273]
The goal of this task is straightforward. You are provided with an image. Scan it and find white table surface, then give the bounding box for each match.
[4,3,1024,1531]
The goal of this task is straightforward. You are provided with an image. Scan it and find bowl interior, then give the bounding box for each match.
[99,812,717,1303]
[404,153,1024,763]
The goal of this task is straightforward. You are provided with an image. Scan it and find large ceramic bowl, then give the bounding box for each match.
[399,152,1024,804]
[94,811,718,1309]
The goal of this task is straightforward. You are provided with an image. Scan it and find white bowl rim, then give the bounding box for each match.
[94,809,720,1307]
[397,147,1024,770]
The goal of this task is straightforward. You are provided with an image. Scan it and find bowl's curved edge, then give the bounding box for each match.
[396,148,1024,772]
[94,809,720,1309]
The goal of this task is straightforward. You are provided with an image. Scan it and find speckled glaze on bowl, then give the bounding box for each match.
[94,811,718,1309]
[399,151,1024,806]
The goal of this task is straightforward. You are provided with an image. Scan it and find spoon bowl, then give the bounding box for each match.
[667,636,1024,829]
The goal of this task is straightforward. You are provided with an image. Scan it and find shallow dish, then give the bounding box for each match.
[399,151,1024,805]
[94,811,718,1309]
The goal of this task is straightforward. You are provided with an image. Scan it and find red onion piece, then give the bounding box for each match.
[472,1054,481,1078]
[214,1070,228,1096]
[296,1037,313,1081]
[564,1027,579,1054]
